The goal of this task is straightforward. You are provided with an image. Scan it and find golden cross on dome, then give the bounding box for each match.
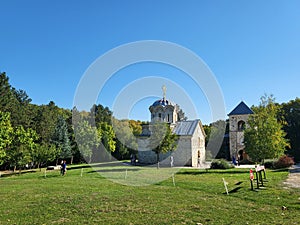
[162,85,167,101]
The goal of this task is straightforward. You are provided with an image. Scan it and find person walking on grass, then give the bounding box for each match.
[61,160,67,176]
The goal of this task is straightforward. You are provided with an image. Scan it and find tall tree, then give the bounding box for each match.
[33,101,61,143]
[0,111,13,165]
[52,115,72,160]
[244,95,290,163]
[148,122,178,168]
[7,126,38,172]
[0,72,14,113]
[91,104,113,126]
[32,142,59,170]
[112,119,140,159]
[281,98,300,162]
[74,120,100,163]
[205,120,228,160]
[99,122,116,153]
[10,88,33,128]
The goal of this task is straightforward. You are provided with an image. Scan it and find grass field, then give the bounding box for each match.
[0,163,300,225]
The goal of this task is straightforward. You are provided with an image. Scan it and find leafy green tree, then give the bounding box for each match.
[33,101,64,144]
[0,73,33,128]
[148,122,178,168]
[244,95,290,163]
[10,88,33,128]
[0,72,15,113]
[32,142,59,170]
[52,115,72,160]
[90,104,113,126]
[99,122,116,153]
[205,120,228,160]
[112,119,140,159]
[7,126,38,172]
[281,98,300,162]
[128,120,142,136]
[0,111,13,164]
[74,120,100,163]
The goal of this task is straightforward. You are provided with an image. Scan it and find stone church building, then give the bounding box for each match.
[138,87,206,167]
[228,101,254,161]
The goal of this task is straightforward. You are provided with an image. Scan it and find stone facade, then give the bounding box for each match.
[138,120,206,167]
[228,101,253,161]
[149,103,179,123]
[138,91,206,167]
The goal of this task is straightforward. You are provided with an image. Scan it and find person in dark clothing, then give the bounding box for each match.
[61,160,67,175]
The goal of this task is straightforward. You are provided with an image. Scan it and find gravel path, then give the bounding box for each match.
[283,163,300,189]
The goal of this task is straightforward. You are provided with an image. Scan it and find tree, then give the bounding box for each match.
[32,142,59,170]
[91,104,113,126]
[244,95,290,163]
[281,98,300,162]
[112,119,140,159]
[148,122,178,168]
[204,120,228,160]
[74,120,100,163]
[0,72,15,113]
[0,111,13,165]
[52,115,72,160]
[7,126,38,172]
[99,122,116,154]
[10,88,33,128]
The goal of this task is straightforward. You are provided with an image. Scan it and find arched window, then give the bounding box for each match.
[238,120,246,131]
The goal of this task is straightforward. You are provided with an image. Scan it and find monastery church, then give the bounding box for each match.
[138,86,206,167]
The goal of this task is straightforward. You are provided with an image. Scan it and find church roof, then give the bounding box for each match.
[228,101,254,116]
[173,120,200,136]
[151,98,174,107]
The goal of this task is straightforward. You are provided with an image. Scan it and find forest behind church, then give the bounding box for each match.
[1,71,300,171]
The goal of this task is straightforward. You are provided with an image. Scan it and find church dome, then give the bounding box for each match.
[151,98,174,107]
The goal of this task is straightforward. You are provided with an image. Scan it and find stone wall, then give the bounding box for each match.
[229,114,250,158]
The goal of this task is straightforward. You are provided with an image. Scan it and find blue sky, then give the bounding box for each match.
[1,0,299,124]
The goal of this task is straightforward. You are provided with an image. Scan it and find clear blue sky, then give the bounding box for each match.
[1,0,299,124]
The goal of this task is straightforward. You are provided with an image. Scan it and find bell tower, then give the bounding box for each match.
[228,101,253,161]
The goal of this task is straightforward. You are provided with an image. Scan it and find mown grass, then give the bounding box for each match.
[0,163,300,225]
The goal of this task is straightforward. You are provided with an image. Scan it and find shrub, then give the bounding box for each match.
[210,159,234,169]
[273,155,294,169]
[238,159,254,165]
[264,160,276,169]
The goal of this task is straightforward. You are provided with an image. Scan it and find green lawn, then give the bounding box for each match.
[0,163,299,225]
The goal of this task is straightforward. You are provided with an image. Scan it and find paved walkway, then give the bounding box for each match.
[283,163,300,189]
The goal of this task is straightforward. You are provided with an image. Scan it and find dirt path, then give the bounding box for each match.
[283,163,300,189]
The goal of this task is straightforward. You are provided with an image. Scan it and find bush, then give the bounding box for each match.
[238,159,254,165]
[273,155,294,169]
[210,159,234,169]
[264,160,276,169]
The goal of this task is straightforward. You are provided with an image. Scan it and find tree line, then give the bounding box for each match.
[0,72,143,171]
[1,71,300,171]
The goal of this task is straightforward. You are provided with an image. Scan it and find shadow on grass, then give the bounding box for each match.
[178,169,249,175]
[38,173,61,179]
[223,186,243,194]
[271,168,290,173]
[67,161,130,170]
[88,168,141,173]
[0,170,36,178]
